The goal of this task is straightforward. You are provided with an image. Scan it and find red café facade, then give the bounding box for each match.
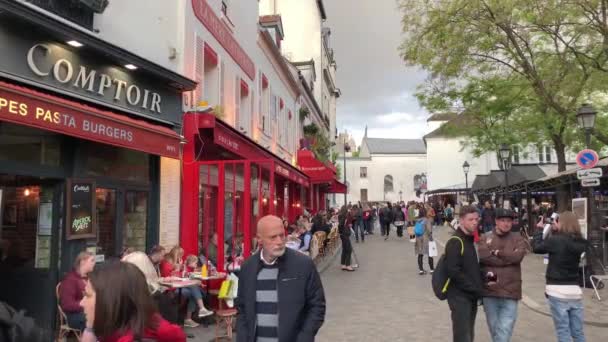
[179,113,346,271]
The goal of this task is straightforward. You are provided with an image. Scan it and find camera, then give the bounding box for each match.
[485,271,497,282]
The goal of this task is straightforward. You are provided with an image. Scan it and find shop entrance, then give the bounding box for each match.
[0,175,63,330]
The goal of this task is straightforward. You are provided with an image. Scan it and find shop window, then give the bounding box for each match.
[79,141,150,183]
[123,191,148,253]
[360,167,367,178]
[95,188,116,258]
[199,164,219,266]
[0,122,61,167]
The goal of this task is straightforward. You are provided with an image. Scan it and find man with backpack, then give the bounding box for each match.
[441,205,484,342]
[380,202,394,240]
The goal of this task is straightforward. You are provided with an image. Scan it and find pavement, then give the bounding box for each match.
[433,224,608,327]
[186,226,608,341]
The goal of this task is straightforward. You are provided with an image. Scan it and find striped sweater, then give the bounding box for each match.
[255,264,279,342]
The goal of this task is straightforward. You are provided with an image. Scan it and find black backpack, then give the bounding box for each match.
[431,237,464,300]
[0,301,50,342]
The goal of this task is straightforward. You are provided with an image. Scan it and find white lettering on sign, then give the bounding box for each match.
[301,166,326,171]
[217,133,240,151]
[26,44,163,113]
[73,185,90,192]
[275,165,290,177]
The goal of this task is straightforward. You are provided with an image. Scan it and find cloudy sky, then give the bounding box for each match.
[324,0,428,146]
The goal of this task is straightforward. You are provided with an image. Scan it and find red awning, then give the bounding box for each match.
[190,113,309,187]
[297,149,336,182]
[204,43,219,66]
[0,81,181,158]
[329,179,347,194]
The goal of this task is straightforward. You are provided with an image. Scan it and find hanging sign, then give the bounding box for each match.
[576,149,599,169]
[66,179,97,240]
[576,168,603,180]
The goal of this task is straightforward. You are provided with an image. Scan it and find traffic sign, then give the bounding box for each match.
[581,178,600,187]
[576,149,599,169]
[577,168,603,180]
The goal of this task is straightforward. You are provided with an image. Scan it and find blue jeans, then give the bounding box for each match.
[547,295,586,342]
[483,297,518,342]
[181,286,204,312]
[354,218,365,241]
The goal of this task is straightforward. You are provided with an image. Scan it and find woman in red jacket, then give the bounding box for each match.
[59,251,96,331]
[80,261,186,342]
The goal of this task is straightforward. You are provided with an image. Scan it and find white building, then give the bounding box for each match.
[424,113,578,192]
[336,128,427,206]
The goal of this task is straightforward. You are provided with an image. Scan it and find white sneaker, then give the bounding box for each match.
[184,319,199,328]
[198,308,214,318]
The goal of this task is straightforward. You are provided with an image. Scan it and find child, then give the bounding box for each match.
[185,254,199,274]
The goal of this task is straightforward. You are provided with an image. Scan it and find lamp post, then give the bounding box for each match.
[576,104,599,265]
[343,140,351,205]
[462,161,470,201]
[499,144,512,207]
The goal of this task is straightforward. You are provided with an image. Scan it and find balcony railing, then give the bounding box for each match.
[27,0,96,30]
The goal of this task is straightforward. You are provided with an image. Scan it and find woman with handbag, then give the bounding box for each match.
[415,210,435,275]
[338,205,355,272]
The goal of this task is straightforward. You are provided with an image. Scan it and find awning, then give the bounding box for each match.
[328,179,347,193]
[297,149,335,182]
[0,80,181,158]
[190,113,310,187]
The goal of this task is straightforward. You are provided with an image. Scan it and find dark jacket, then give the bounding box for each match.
[532,232,588,285]
[59,270,86,313]
[481,207,496,225]
[392,207,405,224]
[478,231,527,300]
[380,207,393,223]
[445,229,483,300]
[338,212,351,237]
[235,248,326,342]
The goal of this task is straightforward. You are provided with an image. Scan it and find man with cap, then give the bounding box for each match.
[477,208,528,342]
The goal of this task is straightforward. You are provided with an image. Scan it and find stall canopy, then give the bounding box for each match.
[472,165,548,194]
[297,149,346,193]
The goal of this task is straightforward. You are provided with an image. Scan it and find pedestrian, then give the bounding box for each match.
[236,215,326,342]
[444,204,454,225]
[59,251,96,331]
[478,208,527,342]
[415,210,434,275]
[363,204,372,234]
[79,261,186,342]
[445,205,484,342]
[532,211,588,342]
[393,203,406,238]
[481,201,496,234]
[408,202,417,239]
[381,202,394,240]
[352,204,365,243]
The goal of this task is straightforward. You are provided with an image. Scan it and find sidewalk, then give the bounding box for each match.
[433,225,608,327]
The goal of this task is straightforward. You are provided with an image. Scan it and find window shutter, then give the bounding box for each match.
[258,71,263,129]
[219,61,225,109]
[194,34,204,104]
[235,76,241,129]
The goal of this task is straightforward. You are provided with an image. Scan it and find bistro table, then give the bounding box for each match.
[159,278,202,339]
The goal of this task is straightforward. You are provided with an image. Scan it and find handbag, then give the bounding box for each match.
[218,279,233,299]
[428,241,438,257]
[394,220,405,226]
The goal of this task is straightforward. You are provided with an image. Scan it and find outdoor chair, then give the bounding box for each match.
[55,283,82,342]
[214,298,237,341]
[590,274,608,301]
[313,231,327,257]
[309,235,320,260]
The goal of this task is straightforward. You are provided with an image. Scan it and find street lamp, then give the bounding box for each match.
[577,103,597,147]
[343,140,351,205]
[499,144,512,206]
[462,161,470,202]
[576,103,599,267]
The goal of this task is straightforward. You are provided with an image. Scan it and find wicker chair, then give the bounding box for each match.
[309,235,320,260]
[55,283,82,342]
[313,231,327,258]
[214,298,237,341]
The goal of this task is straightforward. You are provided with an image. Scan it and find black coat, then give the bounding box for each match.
[532,232,588,285]
[235,248,326,342]
[445,229,483,300]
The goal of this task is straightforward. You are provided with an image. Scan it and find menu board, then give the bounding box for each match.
[159,157,180,248]
[66,179,97,240]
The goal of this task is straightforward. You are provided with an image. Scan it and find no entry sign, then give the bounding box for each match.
[576,149,599,169]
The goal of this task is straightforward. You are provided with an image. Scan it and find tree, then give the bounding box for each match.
[399,0,608,209]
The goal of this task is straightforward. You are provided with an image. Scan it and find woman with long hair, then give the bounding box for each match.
[338,205,355,272]
[79,261,186,342]
[532,211,588,342]
[59,251,96,331]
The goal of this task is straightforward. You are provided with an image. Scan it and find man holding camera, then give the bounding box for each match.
[478,208,528,342]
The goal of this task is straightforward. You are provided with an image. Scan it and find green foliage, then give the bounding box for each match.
[302,122,330,162]
[399,0,608,171]
[351,149,361,158]
[303,123,320,136]
[299,107,310,122]
[335,162,342,180]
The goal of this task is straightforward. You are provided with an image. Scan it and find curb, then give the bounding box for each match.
[434,231,608,328]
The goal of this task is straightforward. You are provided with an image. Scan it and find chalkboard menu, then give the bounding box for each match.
[66,179,97,240]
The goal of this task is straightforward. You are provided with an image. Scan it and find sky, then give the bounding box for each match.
[324,0,428,147]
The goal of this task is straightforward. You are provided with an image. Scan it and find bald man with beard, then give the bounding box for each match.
[236,215,326,342]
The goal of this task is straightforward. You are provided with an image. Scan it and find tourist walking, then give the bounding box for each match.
[478,209,527,342]
[481,201,496,234]
[532,211,588,342]
[445,205,484,342]
[236,215,326,342]
[393,203,406,238]
[352,204,365,243]
[415,211,434,275]
[381,202,394,240]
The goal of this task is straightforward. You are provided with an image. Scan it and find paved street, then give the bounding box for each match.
[189,225,607,341]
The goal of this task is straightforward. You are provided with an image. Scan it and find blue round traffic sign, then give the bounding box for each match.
[576,149,599,169]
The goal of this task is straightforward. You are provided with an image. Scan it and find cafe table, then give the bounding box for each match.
[158,278,202,338]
